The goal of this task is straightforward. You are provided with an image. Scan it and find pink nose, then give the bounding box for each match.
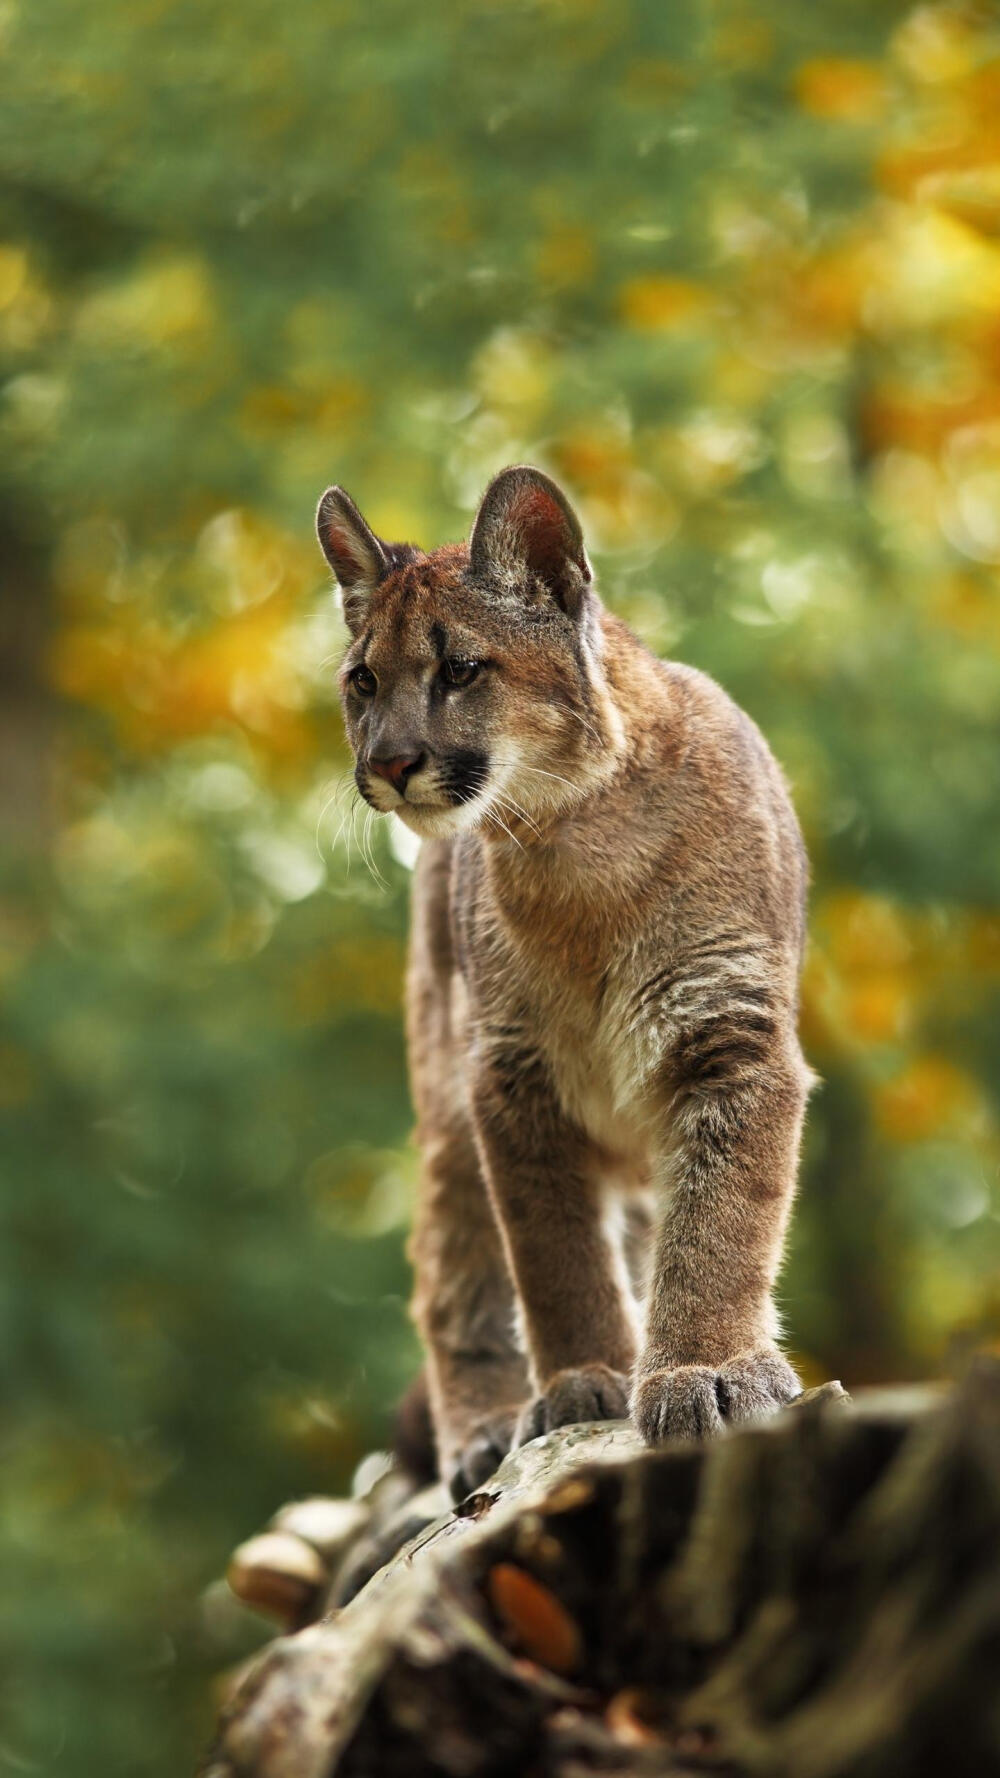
[368,753,423,792]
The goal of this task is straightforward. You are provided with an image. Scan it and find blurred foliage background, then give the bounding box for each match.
[2,0,999,1771]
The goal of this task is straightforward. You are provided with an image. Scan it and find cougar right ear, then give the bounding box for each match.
[316,487,389,633]
[469,465,591,618]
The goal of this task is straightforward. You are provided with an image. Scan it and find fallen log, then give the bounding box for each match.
[205,1363,1000,1777]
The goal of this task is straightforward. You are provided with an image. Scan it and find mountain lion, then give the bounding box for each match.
[317,465,812,1500]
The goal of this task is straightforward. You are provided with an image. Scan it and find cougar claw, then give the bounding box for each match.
[447,1408,520,1501]
[515,1363,630,1447]
[633,1348,802,1444]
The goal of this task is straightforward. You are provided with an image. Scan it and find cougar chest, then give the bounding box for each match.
[518,955,635,1155]
[484,840,646,1150]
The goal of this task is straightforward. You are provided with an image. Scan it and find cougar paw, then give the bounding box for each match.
[447,1408,520,1502]
[633,1347,802,1445]
[515,1363,631,1448]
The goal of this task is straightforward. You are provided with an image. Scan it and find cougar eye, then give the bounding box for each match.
[439,658,480,689]
[349,663,377,697]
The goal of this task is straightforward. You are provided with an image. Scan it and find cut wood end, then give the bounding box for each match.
[269,1494,371,1557]
[226,1531,326,1622]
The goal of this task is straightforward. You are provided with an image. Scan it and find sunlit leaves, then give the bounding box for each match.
[76,254,218,355]
[875,1055,986,1145]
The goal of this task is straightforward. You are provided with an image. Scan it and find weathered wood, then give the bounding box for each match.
[205,1368,999,1777]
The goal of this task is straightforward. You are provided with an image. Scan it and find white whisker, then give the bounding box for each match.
[314,775,354,863]
[329,804,354,874]
[361,807,390,892]
[345,795,361,874]
[484,804,525,852]
[492,790,542,837]
[516,764,579,795]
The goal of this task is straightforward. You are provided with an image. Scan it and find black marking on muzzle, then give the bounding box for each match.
[440,749,490,806]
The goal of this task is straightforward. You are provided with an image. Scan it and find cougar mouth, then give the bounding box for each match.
[358,749,496,839]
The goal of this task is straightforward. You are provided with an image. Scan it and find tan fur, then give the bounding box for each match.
[317,466,813,1498]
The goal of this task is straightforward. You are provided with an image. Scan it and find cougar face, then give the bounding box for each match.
[319,470,623,840]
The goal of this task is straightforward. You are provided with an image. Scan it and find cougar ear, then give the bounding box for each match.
[316,487,389,632]
[469,466,592,617]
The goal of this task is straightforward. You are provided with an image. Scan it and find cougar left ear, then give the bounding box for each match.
[316,486,389,633]
[469,466,591,617]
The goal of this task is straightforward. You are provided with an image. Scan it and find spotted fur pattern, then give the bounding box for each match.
[317,466,814,1499]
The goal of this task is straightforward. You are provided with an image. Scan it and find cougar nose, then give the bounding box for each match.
[368,753,424,793]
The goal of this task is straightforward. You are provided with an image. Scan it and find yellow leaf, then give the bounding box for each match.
[874,1057,980,1143]
[845,974,913,1044]
[794,58,889,122]
[474,327,552,418]
[891,7,980,84]
[618,275,712,333]
[77,252,217,352]
[822,891,913,973]
[866,207,1000,330]
[918,163,1000,237]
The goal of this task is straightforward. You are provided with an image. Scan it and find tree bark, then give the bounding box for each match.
[205,1364,1000,1778]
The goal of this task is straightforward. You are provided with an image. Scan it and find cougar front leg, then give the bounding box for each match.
[471,1047,639,1447]
[634,1012,811,1443]
[410,1117,530,1499]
